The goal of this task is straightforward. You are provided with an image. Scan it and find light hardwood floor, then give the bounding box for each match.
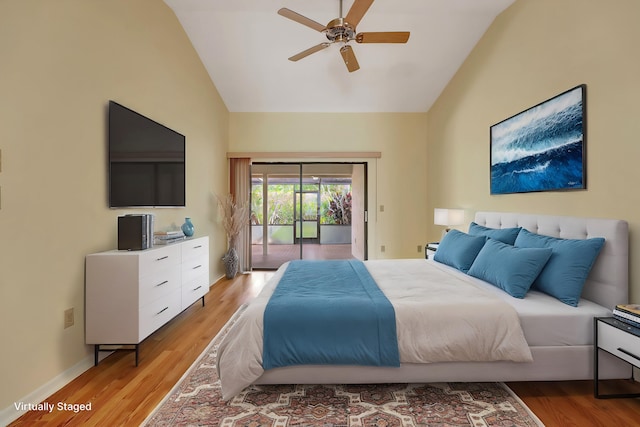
[9,272,640,426]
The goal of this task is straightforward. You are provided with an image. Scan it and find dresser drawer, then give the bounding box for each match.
[139,267,181,307]
[182,237,209,262]
[182,275,209,309]
[182,254,209,285]
[597,321,640,368]
[139,289,182,341]
[139,245,181,277]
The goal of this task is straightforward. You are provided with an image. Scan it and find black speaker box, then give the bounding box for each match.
[118,214,153,250]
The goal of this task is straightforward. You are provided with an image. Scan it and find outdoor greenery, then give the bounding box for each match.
[324,190,352,225]
[251,183,352,225]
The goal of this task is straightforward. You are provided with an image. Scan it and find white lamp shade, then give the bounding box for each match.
[434,208,465,227]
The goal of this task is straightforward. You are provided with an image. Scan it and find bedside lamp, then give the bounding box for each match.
[434,208,465,240]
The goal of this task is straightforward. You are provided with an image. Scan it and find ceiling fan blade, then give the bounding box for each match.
[345,0,374,28]
[288,43,330,62]
[340,45,360,72]
[356,31,410,43]
[278,8,326,32]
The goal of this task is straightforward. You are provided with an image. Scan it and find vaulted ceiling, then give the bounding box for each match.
[163,0,515,113]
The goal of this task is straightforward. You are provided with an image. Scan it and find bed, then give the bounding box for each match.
[216,211,631,400]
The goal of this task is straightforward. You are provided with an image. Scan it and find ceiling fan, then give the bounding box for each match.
[278,0,410,73]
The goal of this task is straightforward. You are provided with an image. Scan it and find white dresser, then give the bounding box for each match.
[86,236,209,365]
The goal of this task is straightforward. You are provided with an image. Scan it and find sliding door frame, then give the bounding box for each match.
[250,161,368,269]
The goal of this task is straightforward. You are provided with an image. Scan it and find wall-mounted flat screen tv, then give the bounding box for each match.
[108,101,185,208]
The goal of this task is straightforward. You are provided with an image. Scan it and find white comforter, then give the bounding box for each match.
[217,259,533,400]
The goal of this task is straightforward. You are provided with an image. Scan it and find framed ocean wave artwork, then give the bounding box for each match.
[490,84,586,195]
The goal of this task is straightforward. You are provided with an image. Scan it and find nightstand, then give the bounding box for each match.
[594,317,640,398]
[425,242,439,259]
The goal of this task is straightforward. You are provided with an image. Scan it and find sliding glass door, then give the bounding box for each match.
[251,164,299,269]
[251,162,367,270]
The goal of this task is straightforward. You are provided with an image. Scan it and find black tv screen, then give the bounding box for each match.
[108,101,185,207]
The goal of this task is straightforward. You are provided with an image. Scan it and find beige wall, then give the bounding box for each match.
[0,0,229,411]
[229,113,429,259]
[426,0,640,301]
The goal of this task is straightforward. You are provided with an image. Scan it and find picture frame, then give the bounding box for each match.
[490,84,586,195]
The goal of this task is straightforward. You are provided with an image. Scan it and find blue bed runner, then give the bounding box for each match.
[262,259,400,370]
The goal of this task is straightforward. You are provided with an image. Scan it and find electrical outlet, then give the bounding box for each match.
[417,245,422,253]
[64,308,74,329]
[380,245,386,253]
[379,205,384,212]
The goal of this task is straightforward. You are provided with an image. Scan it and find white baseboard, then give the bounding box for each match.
[2,282,220,425]
[0,355,94,426]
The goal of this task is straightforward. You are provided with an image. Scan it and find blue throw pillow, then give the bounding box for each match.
[433,229,487,273]
[467,239,552,298]
[468,222,522,245]
[514,228,605,306]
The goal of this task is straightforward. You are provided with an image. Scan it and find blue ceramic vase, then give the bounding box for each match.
[181,217,194,237]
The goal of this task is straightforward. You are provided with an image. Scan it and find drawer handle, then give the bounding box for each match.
[193,285,202,291]
[617,347,640,362]
[157,306,169,315]
[193,245,203,249]
[156,256,169,261]
[155,280,169,287]
[192,264,202,270]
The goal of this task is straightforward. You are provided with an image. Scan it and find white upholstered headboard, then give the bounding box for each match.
[474,212,629,309]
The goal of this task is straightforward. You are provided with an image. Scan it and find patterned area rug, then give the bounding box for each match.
[144,308,544,427]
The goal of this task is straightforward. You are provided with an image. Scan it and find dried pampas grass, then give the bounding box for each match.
[215,193,249,248]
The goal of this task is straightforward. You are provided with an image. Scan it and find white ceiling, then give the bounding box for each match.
[163,0,515,113]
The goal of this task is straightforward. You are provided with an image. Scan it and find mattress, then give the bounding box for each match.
[429,259,612,347]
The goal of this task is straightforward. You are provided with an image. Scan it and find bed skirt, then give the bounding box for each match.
[255,345,630,385]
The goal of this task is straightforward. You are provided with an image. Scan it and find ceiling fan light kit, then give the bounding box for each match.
[278,0,410,73]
